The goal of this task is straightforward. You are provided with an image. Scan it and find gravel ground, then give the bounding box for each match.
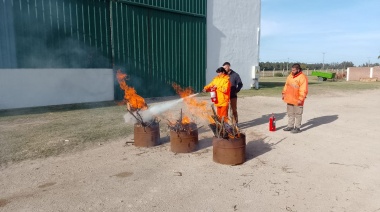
[1,89,380,212]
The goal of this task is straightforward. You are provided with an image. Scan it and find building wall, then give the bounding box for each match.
[1,0,261,110]
[347,67,373,81]
[373,66,380,79]
[0,69,114,110]
[207,0,261,89]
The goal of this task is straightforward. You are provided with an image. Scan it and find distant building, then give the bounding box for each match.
[346,66,380,81]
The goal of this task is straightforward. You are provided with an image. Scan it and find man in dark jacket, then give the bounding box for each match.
[223,62,243,124]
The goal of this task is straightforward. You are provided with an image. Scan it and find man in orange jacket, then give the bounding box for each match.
[203,67,231,122]
[282,63,308,133]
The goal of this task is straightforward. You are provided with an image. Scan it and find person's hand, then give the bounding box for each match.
[202,89,206,93]
[282,94,285,100]
[297,100,302,105]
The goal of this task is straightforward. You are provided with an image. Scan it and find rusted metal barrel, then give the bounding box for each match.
[170,127,198,153]
[212,133,246,165]
[134,123,160,147]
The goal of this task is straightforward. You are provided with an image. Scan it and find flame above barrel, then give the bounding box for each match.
[116,70,147,111]
[172,83,214,123]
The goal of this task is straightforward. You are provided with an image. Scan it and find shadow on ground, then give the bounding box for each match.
[239,112,287,129]
[301,115,339,131]
[245,136,271,161]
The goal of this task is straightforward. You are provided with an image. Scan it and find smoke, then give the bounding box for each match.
[123,93,199,124]
[2,1,111,69]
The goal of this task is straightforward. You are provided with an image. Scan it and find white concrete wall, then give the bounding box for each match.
[0,69,114,110]
[207,0,261,89]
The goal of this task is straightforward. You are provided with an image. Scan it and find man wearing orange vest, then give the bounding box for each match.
[203,67,231,122]
[282,63,308,133]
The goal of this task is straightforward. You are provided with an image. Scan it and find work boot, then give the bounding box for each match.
[283,127,293,131]
[291,128,301,134]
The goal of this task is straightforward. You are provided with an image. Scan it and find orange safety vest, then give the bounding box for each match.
[282,72,308,106]
[204,74,231,107]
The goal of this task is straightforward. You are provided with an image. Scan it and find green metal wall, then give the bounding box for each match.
[115,0,206,16]
[111,0,206,97]
[4,0,112,68]
[1,0,206,98]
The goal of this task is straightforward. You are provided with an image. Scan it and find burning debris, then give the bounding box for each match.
[167,109,201,133]
[116,70,159,127]
[167,109,200,153]
[116,69,161,147]
[171,83,241,139]
[126,109,160,127]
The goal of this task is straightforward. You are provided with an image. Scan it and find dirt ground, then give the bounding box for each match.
[1,89,380,212]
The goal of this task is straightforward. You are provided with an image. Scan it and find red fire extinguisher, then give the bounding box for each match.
[210,87,218,104]
[269,113,276,131]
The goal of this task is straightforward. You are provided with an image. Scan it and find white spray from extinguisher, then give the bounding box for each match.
[123,93,199,124]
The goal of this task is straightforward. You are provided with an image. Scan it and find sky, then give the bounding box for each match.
[260,0,380,66]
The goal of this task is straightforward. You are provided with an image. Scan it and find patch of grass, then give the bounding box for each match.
[0,102,133,166]
[238,76,380,97]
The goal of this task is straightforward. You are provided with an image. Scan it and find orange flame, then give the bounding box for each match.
[182,116,191,124]
[172,83,214,123]
[116,70,147,110]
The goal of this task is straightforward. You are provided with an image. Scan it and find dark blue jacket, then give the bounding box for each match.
[228,69,243,99]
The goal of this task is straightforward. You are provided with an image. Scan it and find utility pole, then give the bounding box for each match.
[367,57,370,67]
[287,58,289,72]
[322,52,325,70]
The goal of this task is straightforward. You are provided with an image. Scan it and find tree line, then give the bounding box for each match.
[259,61,380,71]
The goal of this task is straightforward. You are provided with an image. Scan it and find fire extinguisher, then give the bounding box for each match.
[269,113,276,131]
[210,87,218,104]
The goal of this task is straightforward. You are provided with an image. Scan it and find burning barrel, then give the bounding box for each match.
[212,133,246,165]
[170,122,198,153]
[134,122,160,147]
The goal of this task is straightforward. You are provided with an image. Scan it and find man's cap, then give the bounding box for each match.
[222,62,230,66]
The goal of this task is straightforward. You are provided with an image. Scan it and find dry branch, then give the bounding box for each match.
[208,105,240,139]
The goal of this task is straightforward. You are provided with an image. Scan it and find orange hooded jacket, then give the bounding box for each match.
[282,71,308,106]
[204,74,231,107]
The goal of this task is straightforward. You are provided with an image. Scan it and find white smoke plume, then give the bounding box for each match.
[123,93,199,124]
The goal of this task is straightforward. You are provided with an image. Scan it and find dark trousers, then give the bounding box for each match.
[230,97,238,123]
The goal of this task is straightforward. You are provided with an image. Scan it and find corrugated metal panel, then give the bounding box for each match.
[112,0,206,98]
[2,0,112,68]
[0,1,17,68]
[1,0,206,99]
[115,0,206,17]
